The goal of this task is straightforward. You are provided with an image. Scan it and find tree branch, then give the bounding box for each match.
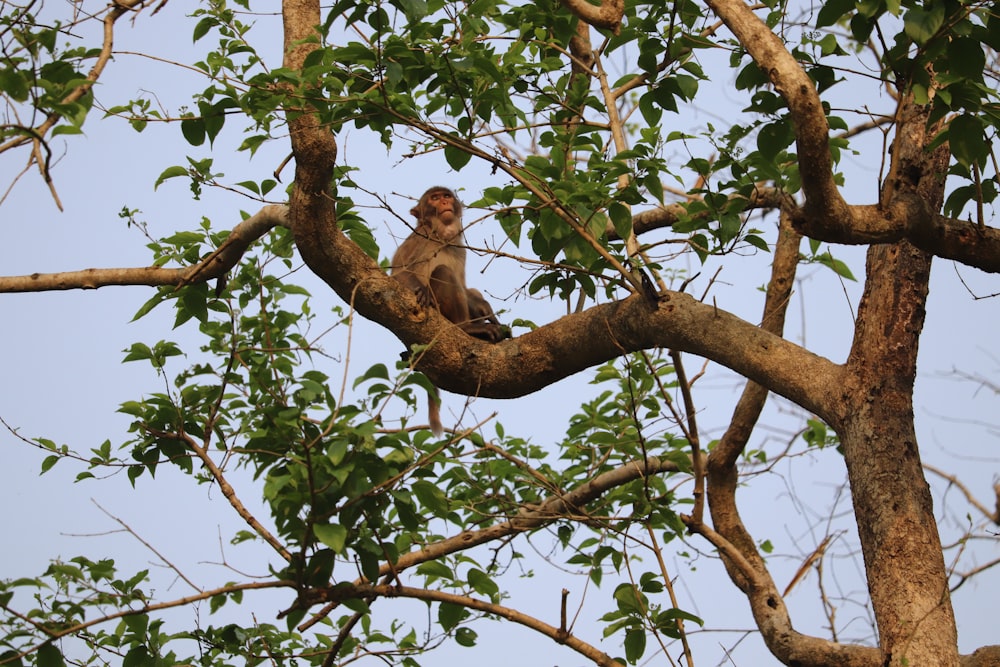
[294,456,682,631]
[795,202,1000,274]
[143,426,292,563]
[0,205,285,292]
[559,0,624,32]
[700,0,1000,275]
[316,584,624,667]
[0,0,147,156]
[6,580,292,663]
[703,0,847,222]
[924,463,1000,524]
[375,455,681,578]
[689,214,882,666]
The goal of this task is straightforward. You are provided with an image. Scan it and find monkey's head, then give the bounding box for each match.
[411,187,463,241]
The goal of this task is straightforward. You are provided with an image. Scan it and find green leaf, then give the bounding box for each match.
[192,17,215,42]
[949,114,987,167]
[314,523,348,553]
[131,290,169,321]
[813,251,857,280]
[396,0,429,20]
[341,596,371,614]
[438,601,467,631]
[122,342,153,363]
[816,0,855,28]
[0,650,24,667]
[467,568,499,599]
[123,646,150,667]
[613,583,644,614]
[412,479,449,515]
[416,560,454,581]
[757,120,792,160]
[40,455,59,473]
[181,117,206,146]
[154,165,189,190]
[608,202,632,240]
[36,644,65,667]
[947,37,986,79]
[659,607,704,626]
[444,144,472,171]
[454,626,478,647]
[624,627,646,663]
[52,124,84,137]
[903,4,945,45]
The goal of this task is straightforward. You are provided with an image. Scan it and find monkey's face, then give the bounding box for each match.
[426,189,459,222]
[416,188,464,241]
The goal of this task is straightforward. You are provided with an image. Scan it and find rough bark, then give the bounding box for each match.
[698,216,877,667]
[835,99,958,666]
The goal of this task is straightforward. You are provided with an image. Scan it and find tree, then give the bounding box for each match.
[1,0,999,665]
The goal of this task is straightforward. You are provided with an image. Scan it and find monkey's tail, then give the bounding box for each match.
[428,389,444,436]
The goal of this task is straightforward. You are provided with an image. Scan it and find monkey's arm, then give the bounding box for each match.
[392,269,435,309]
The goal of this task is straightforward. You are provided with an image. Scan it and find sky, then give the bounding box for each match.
[1,3,998,666]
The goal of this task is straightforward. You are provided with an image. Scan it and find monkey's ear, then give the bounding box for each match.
[409,205,421,219]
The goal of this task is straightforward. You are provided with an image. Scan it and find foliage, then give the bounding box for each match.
[2,0,999,666]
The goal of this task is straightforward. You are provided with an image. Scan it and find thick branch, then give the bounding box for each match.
[795,202,1000,274]
[703,0,848,223]
[699,215,883,666]
[2,207,843,428]
[0,205,285,292]
[961,647,1000,667]
[836,99,959,665]
[699,1,1000,274]
[380,282,842,422]
[559,0,624,31]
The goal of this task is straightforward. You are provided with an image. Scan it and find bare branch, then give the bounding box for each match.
[143,426,292,563]
[924,463,1000,524]
[0,205,286,292]
[316,583,625,667]
[92,499,201,592]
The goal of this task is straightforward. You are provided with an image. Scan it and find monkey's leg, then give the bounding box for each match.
[466,288,508,342]
[428,265,471,324]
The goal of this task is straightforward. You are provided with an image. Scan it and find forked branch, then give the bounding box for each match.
[0,205,286,292]
[0,0,149,156]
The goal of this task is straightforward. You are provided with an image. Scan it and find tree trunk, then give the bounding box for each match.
[836,98,958,665]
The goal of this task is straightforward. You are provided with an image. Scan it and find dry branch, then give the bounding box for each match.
[0,205,286,292]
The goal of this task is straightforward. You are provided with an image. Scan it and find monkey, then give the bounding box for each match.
[391,186,507,434]
[392,187,506,342]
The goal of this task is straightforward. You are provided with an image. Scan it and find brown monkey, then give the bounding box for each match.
[392,187,505,342]
[391,187,507,434]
